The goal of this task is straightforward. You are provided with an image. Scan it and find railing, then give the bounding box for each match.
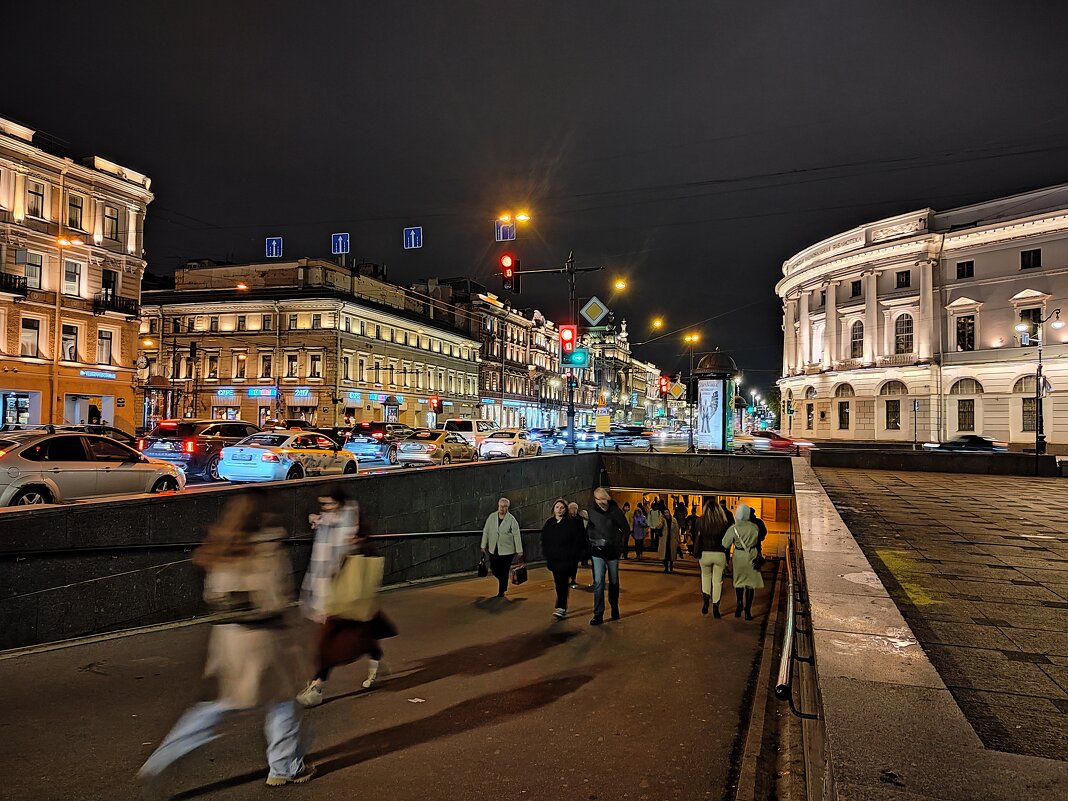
[93,291,139,316]
[0,272,28,296]
[878,353,916,367]
[834,358,862,370]
[774,539,819,719]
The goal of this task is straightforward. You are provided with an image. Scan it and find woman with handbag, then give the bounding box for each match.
[297,487,397,707]
[540,498,584,620]
[138,492,314,788]
[722,503,765,620]
[480,497,524,599]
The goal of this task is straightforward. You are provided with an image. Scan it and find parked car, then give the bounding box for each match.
[753,431,814,451]
[922,435,1008,452]
[603,425,654,448]
[1,423,137,448]
[0,430,185,505]
[443,418,499,447]
[397,430,477,466]
[478,429,542,459]
[137,420,262,481]
[219,432,358,482]
[342,421,416,465]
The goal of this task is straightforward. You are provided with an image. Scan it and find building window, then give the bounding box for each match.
[358,358,366,383]
[1020,249,1042,269]
[288,314,298,330]
[206,354,219,378]
[850,280,861,297]
[286,353,299,377]
[24,253,43,289]
[234,354,247,379]
[1022,397,1037,433]
[209,317,219,332]
[149,318,158,334]
[20,319,40,357]
[885,399,901,430]
[67,194,84,230]
[342,356,350,380]
[27,181,45,218]
[957,398,975,431]
[344,317,351,332]
[262,314,273,331]
[805,403,814,430]
[61,261,81,296]
[375,325,382,339]
[374,361,382,384]
[1017,307,1042,344]
[103,206,120,240]
[895,270,911,289]
[950,378,984,395]
[97,330,113,365]
[956,260,974,280]
[838,401,850,429]
[834,384,855,398]
[894,314,914,354]
[172,318,181,334]
[186,318,195,333]
[237,316,246,332]
[955,315,975,352]
[309,354,322,378]
[850,321,864,359]
[260,354,273,378]
[61,324,78,361]
[360,320,366,336]
[312,314,321,329]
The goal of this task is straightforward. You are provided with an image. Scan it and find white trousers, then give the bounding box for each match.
[699,552,727,602]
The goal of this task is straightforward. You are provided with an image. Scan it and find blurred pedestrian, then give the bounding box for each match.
[621,501,633,559]
[568,501,589,588]
[632,502,648,560]
[646,497,665,551]
[586,487,630,625]
[657,509,680,573]
[138,492,314,788]
[480,497,524,598]
[693,497,731,617]
[297,487,397,707]
[540,498,585,620]
[722,503,765,620]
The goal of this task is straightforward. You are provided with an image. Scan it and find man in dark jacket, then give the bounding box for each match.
[586,487,631,626]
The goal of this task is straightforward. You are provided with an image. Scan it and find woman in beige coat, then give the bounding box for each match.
[722,503,765,620]
[480,497,524,597]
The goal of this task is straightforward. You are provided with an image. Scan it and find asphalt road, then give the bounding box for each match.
[0,559,773,801]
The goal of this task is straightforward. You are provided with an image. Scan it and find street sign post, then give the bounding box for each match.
[581,296,608,326]
[494,220,516,242]
[403,226,423,249]
[265,237,283,258]
[330,232,350,256]
[669,381,685,401]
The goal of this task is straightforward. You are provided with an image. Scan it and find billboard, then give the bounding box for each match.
[696,378,725,451]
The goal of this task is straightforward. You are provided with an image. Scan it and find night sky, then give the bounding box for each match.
[8,1,1068,390]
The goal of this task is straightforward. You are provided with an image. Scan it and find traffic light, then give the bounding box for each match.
[658,374,670,395]
[189,341,198,358]
[500,253,521,293]
[559,324,577,354]
[567,375,579,389]
[563,348,589,367]
[428,396,441,413]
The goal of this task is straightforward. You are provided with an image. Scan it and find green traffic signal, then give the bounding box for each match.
[563,348,589,367]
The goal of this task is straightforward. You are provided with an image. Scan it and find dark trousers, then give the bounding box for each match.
[551,568,571,610]
[634,540,645,559]
[489,552,514,596]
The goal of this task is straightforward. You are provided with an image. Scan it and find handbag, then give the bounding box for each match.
[477,555,488,577]
[325,554,384,621]
[511,563,528,585]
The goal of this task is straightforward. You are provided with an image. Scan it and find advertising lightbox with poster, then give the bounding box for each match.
[696,378,725,451]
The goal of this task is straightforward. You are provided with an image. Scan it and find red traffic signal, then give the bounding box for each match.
[559,324,577,353]
[500,253,519,292]
[658,375,670,395]
[500,253,514,270]
[428,395,441,412]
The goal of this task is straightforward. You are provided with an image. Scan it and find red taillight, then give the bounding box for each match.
[261,452,280,462]
[183,439,196,454]
[136,438,146,451]
[426,444,437,452]
[372,432,384,439]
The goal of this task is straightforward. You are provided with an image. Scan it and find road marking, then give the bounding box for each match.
[874,548,940,607]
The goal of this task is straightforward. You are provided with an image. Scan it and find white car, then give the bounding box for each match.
[478,429,542,459]
[219,432,358,482]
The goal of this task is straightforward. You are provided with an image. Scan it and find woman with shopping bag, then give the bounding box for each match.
[297,487,397,707]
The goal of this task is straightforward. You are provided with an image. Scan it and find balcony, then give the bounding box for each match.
[0,272,28,297]
[93,291,139,317]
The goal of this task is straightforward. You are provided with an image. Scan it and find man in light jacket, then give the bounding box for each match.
[586,487,631,625]
[481,497,523,598]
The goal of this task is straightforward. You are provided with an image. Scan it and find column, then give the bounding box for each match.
[93,195,105,245]
[783,297,797,376]
[12,171,26,221]
[863,271,878,365]
[799,291,811,369]
[917,259,934,361]
[823,282,837,370]
[126,208,138,254]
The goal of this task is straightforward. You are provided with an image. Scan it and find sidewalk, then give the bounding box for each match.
[0,557,772,801]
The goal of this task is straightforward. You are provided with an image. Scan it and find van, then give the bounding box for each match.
[443,418,499,447]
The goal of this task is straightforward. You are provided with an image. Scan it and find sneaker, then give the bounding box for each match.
[589,616,604,626]
[553,608,566,620]
[362,675,377,689]
[296,682,323,708]
[266,763,316,786]
[570,582,578,589]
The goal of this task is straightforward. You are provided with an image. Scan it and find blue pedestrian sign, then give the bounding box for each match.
[403,226,423,249]
[265,237,283,258]
[331,232,350,256]
[495,220,516,242]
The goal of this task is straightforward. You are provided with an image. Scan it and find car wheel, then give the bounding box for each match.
[517,449,525,458]
[286,466,304,481]
[442,454,452,465]
[343,461,358,475]
[387,446,398,465]
[11,486,53,506]
[205,455,221,482]
[151,476,179,493]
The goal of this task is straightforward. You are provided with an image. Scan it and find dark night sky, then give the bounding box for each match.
[8,1,1068,389]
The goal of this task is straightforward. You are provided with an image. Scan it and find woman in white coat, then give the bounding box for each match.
[481,497,524,597]
[722,503,765,619]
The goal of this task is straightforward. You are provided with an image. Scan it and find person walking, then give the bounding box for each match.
[646,498,665,552]
[480,497,524,598]
[586,487,631,625]
[568,501,589,589]
[693,498,732,617]
[722,503,765,620]
[540,499,585,620]
[657,509,680,573]
[138,492,314,788]
[621,501,633,559]
[297,487,397,707]
[632,503,648,560]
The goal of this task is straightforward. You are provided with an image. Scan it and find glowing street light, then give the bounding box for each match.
[652,318,663,330]
[613,279,627,291]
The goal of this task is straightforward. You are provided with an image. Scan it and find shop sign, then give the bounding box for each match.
[80,369,116,380]
[116,398,126,408]
[480,397,496,405]
[247,387,278,398]
[293,388,312,398]
[346,391,362,402]
[216,389,236,397]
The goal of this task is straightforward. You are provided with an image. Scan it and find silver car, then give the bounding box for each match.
[397,430,477,466]
[0,430,186,506]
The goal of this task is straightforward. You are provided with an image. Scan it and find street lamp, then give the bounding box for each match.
[684,333,700,452]
[652,318,664,330]
[1015,308,1064,464]
[613,279,627,291]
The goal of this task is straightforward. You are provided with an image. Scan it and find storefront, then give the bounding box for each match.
[1,390,40,426]
[341,390,363,425]
[63,369,126,427]
[210,388,242,420]
[284,388,319,424]
[247,386,279,426]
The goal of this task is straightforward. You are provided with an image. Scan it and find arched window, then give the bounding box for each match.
[850,321,864,359]
[950,378,984,395]
[834,384,855,397]
[785,389,793,400]
[894,314,914,354]
[879,380,908,396]
[804,386,818,399]
[1013,375,1037,394]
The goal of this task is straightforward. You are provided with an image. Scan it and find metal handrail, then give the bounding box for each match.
[774,539,819,719]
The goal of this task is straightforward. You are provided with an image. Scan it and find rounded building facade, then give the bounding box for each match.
[776,185,1068,452]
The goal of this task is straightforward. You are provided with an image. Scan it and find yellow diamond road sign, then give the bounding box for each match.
[669,381,685,400]
[581,296,608,326]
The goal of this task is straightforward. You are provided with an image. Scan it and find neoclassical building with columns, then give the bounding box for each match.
[776,184,1068,452]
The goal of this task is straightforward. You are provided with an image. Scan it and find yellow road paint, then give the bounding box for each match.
[874,549,940,607]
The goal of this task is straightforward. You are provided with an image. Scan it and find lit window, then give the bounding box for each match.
[104,206,120,240]
[27,181,45,218]
[894,314,914,354]
[67,194,84,230]
[63,261,81,296]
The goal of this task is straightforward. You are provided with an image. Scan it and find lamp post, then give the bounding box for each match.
[684,333,700,452]
[1015,308,1064,468]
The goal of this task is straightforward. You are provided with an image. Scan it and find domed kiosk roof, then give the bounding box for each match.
[694,350,739,377]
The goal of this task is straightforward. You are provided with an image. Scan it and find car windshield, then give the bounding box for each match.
[487,432,515,439]
[150,423,201,438]
[237,434,290,447]
[444,421,470,431]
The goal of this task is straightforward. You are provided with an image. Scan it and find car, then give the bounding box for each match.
[137,420,262,481]
[603,425,654,448]
[527,427,560,443]
[397,430,477,466]
[1,423,138,447]
[342,421,416,465]
[478,429,543,459]
[443,418,499,447]
[0,430,185,505]
[753,431,814,451]
[733,433,773,453]
[922,435,1008,452]
[262,418,318,431]
[218,432,358,482]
